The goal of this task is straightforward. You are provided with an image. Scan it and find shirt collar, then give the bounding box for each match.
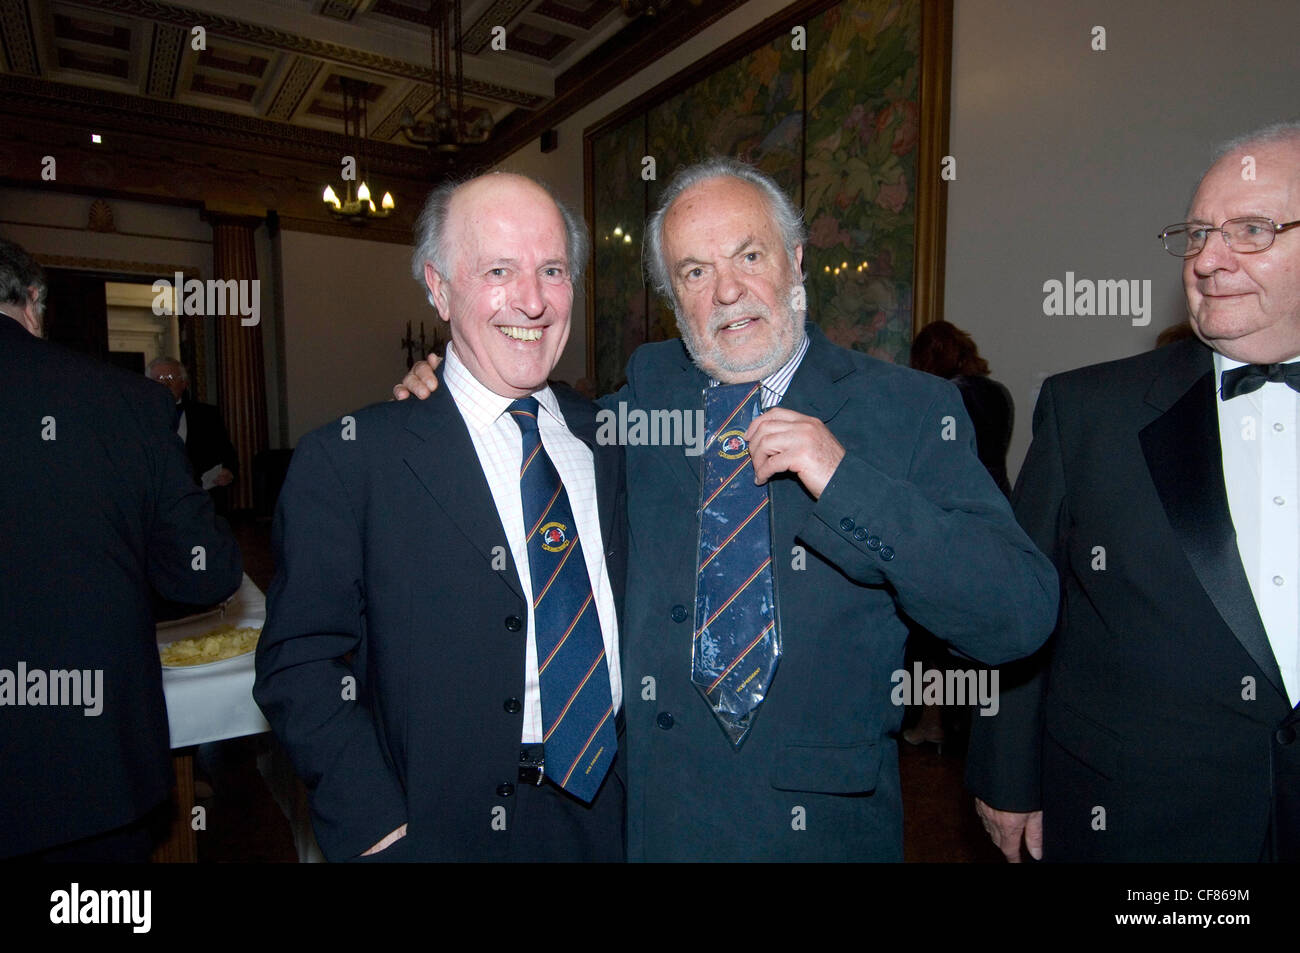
[708,328,810,409]
[442,341,564,434]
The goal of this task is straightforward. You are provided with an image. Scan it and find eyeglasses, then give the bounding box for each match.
[153,374,182,383]
[1159,216,1300,258]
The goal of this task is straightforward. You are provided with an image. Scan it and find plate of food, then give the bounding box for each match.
[155,599,232,630]
[159,623,262,671]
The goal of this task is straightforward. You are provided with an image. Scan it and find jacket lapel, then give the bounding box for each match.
[665,340,710,489]
[401,376,524,602]
[767,325,855,591]
[777,325,853,424]
[1138,343,1286,698]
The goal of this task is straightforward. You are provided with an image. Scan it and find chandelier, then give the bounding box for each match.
[400,1,492,152]
[322,76,395,222]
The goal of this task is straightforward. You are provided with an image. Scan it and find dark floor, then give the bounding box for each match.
[201,514,1001,863]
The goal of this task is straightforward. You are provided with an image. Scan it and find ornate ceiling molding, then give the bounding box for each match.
[145,22,186,98]
[264,55,323,121]
[0,0,40,75]
[370,83,436,140]
[0,71,435,176]
[463,0,531,56]
[318,0,361,21]
[61,0,544,106]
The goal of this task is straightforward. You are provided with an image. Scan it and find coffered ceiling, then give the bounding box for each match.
[0,0,641,150]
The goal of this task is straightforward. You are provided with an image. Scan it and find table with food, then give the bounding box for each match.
[157,573,270,747]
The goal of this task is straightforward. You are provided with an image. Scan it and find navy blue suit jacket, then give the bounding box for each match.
[254,378,626,861]
[614,324,1057,861]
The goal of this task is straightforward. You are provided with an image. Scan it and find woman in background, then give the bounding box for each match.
[904,321,1015,747]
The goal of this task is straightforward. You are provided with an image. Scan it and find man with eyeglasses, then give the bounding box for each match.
[968,121,1300,862]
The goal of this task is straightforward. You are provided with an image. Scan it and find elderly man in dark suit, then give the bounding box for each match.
[400,158,1057,861]
[968,122,1300,862]
[0,237,243,861]
[146,357,239,514]
[255,173,626,862]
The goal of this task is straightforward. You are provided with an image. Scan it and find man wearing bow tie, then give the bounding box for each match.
[968,121,1300,862]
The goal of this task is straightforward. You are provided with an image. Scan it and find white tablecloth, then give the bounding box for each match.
[158,573,270,748]
[157,574,324,861]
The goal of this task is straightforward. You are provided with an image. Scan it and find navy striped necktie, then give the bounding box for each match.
[508,397,616,802]
[692,382,781,747]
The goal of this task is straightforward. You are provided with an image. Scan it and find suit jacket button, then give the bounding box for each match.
[839,517,855,532]
[1278,727,1296,746]
[880,545,895,561]
[853,528,868,541]
[503,697,522,714]
[865,536,881,551]
[670,604,688,623]
[656,711,674,730]
[505,615,522,632]
[497,782,515,797]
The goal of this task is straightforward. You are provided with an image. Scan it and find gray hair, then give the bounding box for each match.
[0,237,47,313]
[410,173,589,292]
[1187,120,1300,213]
[644,157,807,309]
[1211,120,1300,163]
[147,356,188,381]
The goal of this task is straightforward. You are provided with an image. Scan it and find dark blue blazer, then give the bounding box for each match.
[614,324,1057,861]
[967,338,1299,861]
[0,316,242,858]
[254,378,626,861]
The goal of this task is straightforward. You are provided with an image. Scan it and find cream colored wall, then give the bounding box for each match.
[945,0,1300,478]
[0,186,211,278]
[276,229,432,444]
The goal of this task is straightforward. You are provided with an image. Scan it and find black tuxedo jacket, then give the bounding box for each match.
[616,324,1058,861]
[180,397,239,483]
[967,337,1299,861]
[0,317,243,858]
[254,377,627,861]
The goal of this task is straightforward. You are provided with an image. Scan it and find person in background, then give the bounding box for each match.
[0,237,242,861]
[904,321,1016,748]
[147,357,239,515]
[910,321,1014,497]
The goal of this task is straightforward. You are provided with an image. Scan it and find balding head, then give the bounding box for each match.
[417,172,579,397]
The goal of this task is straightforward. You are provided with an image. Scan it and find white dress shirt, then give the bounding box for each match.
[1215,351,1300,705]
[442,343,622,742]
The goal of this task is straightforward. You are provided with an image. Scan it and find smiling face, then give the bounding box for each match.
[662,176,805,382]
[1184,139,1300,363]
[426,174,573,397]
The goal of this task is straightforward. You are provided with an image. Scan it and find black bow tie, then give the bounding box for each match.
[1220,362,1300,400]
